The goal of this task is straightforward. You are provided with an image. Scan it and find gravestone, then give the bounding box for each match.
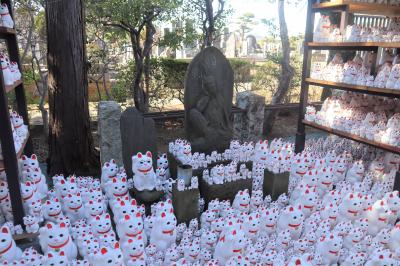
[184,46,234,154]
[234,91,265,141]
[98,101,123,166]
[120,107,157,177]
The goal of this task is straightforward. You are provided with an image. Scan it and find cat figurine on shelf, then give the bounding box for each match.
[0,4,13,28]
[0,54,13,86]
[132,151,157,191]
[20,154,40,171]
[313,15,331,42]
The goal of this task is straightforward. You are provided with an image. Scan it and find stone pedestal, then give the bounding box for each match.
[199,176,252,207]
[168,152,252,179]
[98,101,123,166]
[130,187,164,215]
[263,169,289,201]
[172,184,200,225]
[234,91,265,141]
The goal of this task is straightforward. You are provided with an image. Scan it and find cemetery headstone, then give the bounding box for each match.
[234,91,265,141]
[184,46,234,154]
[120,107,157,177]
[98,101,123,166]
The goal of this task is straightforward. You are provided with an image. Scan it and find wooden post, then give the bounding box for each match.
[339,9,349,36]
[295,0,315,153]
[0,0,28,226]
[394,171,400,192]
[0,70,24,227]
[5,0,33,155]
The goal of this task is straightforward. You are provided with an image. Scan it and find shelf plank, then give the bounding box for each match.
[313,1,400,16]
[306,42,400,50]
[13,232,39,241]
[0,132,29,171]
[0,27,15,36]
[5,79,22,93]
[305,78,400,98]
[303,120,400,154]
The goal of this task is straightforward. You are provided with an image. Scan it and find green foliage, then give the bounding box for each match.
[179,0,232,47]
[111,58,255,108]
[238,12,258,37]
[86,0,182,37]
[252,51,303,103]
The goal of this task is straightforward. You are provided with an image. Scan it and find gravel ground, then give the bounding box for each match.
[30,109,324,164]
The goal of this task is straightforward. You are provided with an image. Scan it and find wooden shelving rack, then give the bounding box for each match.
[0,0,34,226]
[295,0,400,157]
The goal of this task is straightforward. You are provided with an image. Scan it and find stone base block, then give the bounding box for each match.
[199,176,252,207]
[130,187,164,215]
[263,170,289,201]
[172,185,200,225]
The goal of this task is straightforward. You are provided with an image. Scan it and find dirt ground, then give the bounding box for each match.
[30,109,322,163]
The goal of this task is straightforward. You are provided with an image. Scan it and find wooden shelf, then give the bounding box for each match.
[0,132,29,171]
[307,42,400,50]
[0,27,15,36]
[303,120,400,154]
[5,79,22,93]
[313,1,400,16]
[305,78,400,98]
[13,232,39,241]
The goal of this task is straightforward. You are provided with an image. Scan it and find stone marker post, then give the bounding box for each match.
[98,101,123,166]
[120,107,157,177]
[234,91,265,141]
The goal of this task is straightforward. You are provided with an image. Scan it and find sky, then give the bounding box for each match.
[228,0,308,38]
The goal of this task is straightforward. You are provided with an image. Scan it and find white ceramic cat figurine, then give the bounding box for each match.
[0,4,13,28]
[150,208,177,252]
[39,222,77,260]
[132,151,157,191]
[0,225,22,263]
[0,54,13,85]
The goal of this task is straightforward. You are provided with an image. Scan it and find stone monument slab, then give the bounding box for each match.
[184,46,234,153]
[98,101,123,166]
[120,107,157,177]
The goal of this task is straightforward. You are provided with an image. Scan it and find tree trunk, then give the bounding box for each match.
[46,0,100,176]
[205,0,214,47]
[102,73,111,100]
[263,0,294,134]
[95,80,102,101]
[143,21,155,112]
[130,32,148,112]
